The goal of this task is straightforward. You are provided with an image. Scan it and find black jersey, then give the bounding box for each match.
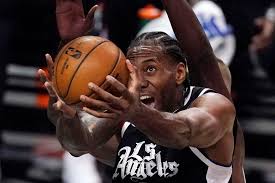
[112,86,232,183]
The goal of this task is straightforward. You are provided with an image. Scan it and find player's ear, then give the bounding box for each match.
[175,62,186,85]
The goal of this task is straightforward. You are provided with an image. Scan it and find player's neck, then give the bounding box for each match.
[170,86,186,113]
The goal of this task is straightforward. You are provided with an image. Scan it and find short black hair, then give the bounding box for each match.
[127,32,187,64]
[127,31,190,89]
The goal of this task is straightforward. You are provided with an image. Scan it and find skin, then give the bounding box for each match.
[55,0,98,42]
[218,60,246,183]
[162,0,246,182]
[39,0,241,180]
[80,50,235,164]
[185,1,246,182]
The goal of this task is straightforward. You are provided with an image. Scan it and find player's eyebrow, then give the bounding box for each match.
[141,57,158,63]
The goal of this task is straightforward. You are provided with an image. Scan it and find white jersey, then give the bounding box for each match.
[137,0,236,65]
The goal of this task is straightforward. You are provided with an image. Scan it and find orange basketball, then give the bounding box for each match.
[53,36,129,105]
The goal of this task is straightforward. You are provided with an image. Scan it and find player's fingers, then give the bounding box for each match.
[86,5,98,22]
[55,0,64,10]
[88,82,117,102]
[126,59,136,74]
[84,4,98,31]
[44,81,58,98]
[38,69,48,84]
[88,82,128,109]
[80,95,121,113]
[45,54,54,80]
[126,59,141,95]
[83,107,119,119]
[55,100,77,119]
[52,101,60,111]
[56,0,67,8]
[106,75,130,98]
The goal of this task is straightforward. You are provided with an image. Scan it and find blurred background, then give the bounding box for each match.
[0,0,275,182]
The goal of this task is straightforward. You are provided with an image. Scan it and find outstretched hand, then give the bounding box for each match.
[38,54,76,119]
[56,0,98,41]
[80,60,142,121]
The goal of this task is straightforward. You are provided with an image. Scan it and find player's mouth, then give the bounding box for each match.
[140,95,155,108]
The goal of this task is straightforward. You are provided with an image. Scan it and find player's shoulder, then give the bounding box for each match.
[188,86,232,107]
[193,0,224,16]
[198,92,236,124]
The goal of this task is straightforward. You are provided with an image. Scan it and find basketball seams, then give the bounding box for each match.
[88,47,121,96]
[54,37,84,98]
[93,46,121,90]
[63,40,109,102]
[68,45,122,105]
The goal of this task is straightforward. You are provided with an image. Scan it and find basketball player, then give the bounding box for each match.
[39,0,237,182]
[137,1,246,182]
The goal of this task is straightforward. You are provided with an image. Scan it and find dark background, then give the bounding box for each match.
[1,0,275,182]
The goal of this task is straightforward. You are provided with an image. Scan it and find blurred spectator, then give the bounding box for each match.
[250,4,275,52]
[215,0,274,90]
[250,4,275,82]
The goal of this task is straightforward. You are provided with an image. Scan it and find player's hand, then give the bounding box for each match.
[38,54,76,120]
[56,0,98,41]
[38,54,57,98]
[250,17,275,52]
[80,60,142,121]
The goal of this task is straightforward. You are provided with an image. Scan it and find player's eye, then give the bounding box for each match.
[145,66,156,73]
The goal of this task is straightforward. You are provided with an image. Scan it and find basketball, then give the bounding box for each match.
[53,36,129,105]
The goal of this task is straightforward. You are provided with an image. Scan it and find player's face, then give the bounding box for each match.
[129,53,186,112]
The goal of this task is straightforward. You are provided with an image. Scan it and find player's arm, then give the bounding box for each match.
[217,59,232,91]
[161,0,230,99]
[86,78,235,149]
[232,124,246,183]
[84,61,235,149]
[38,54,120,167]
[129,93,235,149]
[47,84,120,167]
[56,0,98,44]
[56,112,120,166]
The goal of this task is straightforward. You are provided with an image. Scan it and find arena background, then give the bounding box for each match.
[0,0,275,182]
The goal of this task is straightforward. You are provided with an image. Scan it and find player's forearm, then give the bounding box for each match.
[47,97,60,126]
[77,111,121,150]
[130,105,191,149]
[55,115,90,156]
[232,122,246,183]
[56,111,120,156]
[162,0,230,99]
[162,0,213,63]
[130,104,230,149]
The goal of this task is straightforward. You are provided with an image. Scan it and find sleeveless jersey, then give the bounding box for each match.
[112,86,232,183]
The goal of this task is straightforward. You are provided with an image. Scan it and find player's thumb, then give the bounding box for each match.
[44,81,57,98]
[56,101,76,119]
[85,5,98,25]
[126,60,140,96]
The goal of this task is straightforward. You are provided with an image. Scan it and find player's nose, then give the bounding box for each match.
[139,75,149,88]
